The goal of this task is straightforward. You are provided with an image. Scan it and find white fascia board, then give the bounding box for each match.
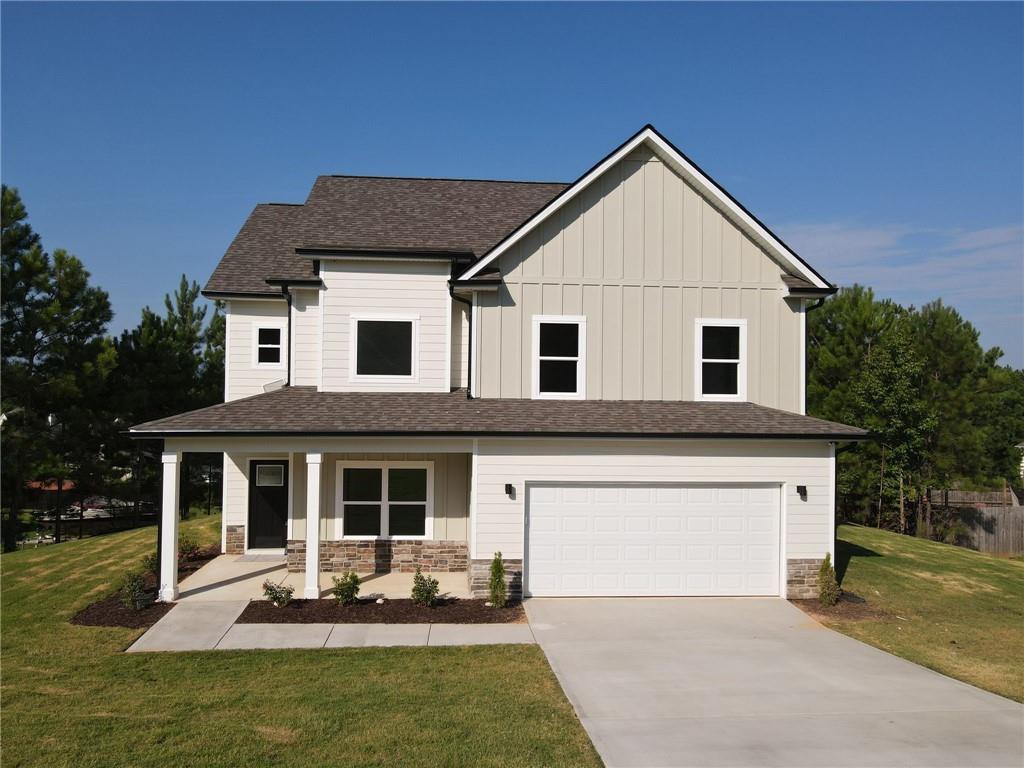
[458,127,830,290]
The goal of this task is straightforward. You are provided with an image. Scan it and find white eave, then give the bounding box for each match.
[458,125,832,290]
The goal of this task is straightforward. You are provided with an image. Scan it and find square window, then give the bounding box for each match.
[344,468,382,501]
[355,320,413,377]
[343,504,381,536]
[389,504,426,536]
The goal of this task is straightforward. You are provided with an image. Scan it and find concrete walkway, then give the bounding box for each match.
[128,601,534,652]
[526,598,1024,768]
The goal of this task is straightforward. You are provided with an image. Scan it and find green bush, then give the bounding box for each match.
[331,572,362,605]
[262,579,295,608]
[178,534,201,561]
[140,551,158,575]
[489,551,508,608]
[818,553,841,606]
[411,566,439,607]
[119,569,149,611]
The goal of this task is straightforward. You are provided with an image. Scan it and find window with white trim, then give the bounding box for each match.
[350,315,417,380]
[338,462,433,538]
[695,319,747,401]
[532,315,586,399]
[253,324,284,368]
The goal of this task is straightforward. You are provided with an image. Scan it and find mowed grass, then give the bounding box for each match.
[827,523,1024,702]
[1,517,601,768]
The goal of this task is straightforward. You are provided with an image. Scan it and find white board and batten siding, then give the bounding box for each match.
[320,260,451,392]
[475,145,804,412]
[472,438,833,596]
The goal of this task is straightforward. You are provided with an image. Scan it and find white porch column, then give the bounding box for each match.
[304,452,323,599]
[159,451,181,602]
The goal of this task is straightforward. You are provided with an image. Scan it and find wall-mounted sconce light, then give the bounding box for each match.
[504,483,515,499]
[796,485,807,501]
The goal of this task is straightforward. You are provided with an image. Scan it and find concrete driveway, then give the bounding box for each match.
[526,598,1023,768]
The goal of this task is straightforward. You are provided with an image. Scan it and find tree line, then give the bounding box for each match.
[808,285,1024,539]
[1,185,225,550]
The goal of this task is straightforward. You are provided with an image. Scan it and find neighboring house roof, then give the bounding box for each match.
[131,386,868,440]
[458,125,833,291]
[203,177,568,297]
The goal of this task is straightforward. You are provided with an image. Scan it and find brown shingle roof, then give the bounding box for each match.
[131,387,868,439]
[203,177,568,296]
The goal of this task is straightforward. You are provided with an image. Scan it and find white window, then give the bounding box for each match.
[253,322,285,368]
[349,314,418,381]
[695,319,747,401]
[336,461,433,539]
[532,315,586,400]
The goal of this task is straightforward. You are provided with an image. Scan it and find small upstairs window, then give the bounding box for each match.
[532,316,586,400]
[351,315,417,380]
[253,324,284,368]
[695,319,746,401]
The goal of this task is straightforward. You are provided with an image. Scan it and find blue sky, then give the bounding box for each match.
[3,2,1022,366]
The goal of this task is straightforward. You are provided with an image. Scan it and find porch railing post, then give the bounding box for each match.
[304,453,323,599]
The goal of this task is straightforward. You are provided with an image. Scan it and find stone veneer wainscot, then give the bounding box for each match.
[286,539,468,573]
[786,558,824,599]
[225,525,245,554]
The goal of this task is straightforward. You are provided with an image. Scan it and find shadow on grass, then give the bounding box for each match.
[835,538,880,584]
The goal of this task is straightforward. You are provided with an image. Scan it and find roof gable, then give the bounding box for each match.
[458,125,831,289]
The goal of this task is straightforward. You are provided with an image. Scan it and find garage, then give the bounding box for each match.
[525,484,781,597]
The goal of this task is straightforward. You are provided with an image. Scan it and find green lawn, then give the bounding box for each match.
[824,523,1024,702]
[1,516,601,768]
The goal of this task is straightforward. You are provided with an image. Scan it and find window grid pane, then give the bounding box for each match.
[702,326,740,361]
[388,504,426,536]
[539,323,579,358]
[343,504,381,536]
[702,362,739,395]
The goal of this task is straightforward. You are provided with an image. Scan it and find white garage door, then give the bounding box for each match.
[525,484,780,597]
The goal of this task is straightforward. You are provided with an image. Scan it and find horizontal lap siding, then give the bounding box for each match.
[225,300,289,401]
[477,147,802,412]
[291,289,321,387]
[321,261,450,392]
[472,439,832,560]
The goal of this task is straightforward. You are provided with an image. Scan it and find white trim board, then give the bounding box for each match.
[458,125,831,290]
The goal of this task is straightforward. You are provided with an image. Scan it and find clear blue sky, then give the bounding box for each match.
[3,2,1022,365]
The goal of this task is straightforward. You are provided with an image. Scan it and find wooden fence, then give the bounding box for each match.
[930,487,1024,556]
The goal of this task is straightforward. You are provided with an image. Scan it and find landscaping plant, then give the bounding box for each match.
[489,551,508,608]
[410,566,440,607]
[178,534,201,561]
[141,551,158,575]
[262,579,295,608]
[818,552,841,606]
[119,569,149,610]
[331,571,361,605]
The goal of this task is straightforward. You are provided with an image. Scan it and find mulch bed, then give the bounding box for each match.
[791,591,888,622]
[70,545,220,629]
[237,598,526,624]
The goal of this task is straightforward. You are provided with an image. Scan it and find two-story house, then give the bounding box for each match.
[132,125,866,604]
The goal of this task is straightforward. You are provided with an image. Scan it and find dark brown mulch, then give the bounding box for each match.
[791,591,887,621]
[237,598,526,624]
[70,545,221,629]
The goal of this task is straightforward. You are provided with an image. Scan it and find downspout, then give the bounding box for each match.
[281,285,293,386]
[449,282,474,399]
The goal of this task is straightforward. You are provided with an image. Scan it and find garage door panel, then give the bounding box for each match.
[526,484,780,597]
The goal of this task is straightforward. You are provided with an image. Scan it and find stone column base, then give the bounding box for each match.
[225,525,245,554]
[787,558,824,599]
[468,558,524,600]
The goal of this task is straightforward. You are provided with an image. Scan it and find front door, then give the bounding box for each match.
[248,460,288,549]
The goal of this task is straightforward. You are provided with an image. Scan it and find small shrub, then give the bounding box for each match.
[331,572,362,605]
[263,579,295,608]
[410,566,439,607]
[119,569,150,611]
[140,551,158,575]
[818,553,841,606]
[178,534,201,561]
[489,551,508,608]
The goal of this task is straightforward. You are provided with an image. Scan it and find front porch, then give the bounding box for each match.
[174,553,473,602]
[155,440,485,603]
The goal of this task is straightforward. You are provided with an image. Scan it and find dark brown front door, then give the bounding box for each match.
[248,460,288,549]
